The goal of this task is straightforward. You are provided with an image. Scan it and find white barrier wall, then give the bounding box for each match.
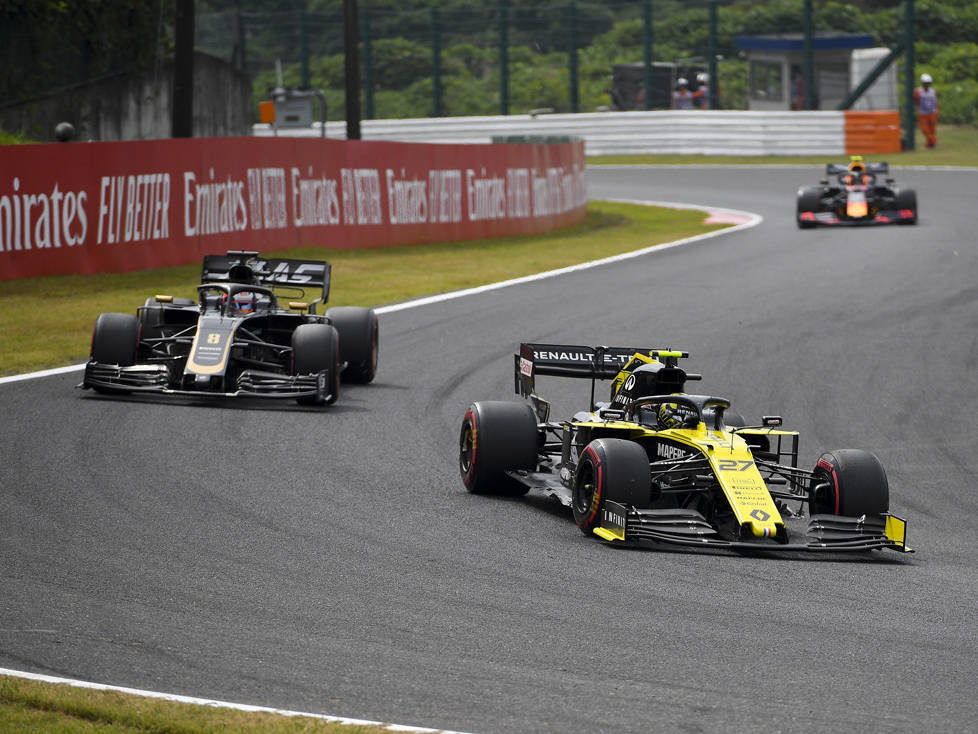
[254,110,847,156]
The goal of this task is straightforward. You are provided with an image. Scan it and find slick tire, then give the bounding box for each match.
[292,323,340,406]
[573,438,651,534]
[894,189,917,224]
[91,312,139,366]
[811,449,889,517]
[326,306,379,384]
[459,401,538,495]
[88,312,140,395]
[796,187,820,229]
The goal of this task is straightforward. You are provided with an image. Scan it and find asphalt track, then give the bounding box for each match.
[2,165,978,733]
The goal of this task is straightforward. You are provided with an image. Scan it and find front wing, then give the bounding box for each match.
[799,208,915,226]
[508,469,912,555]
[596,500,913,554]
[80,361,332,401]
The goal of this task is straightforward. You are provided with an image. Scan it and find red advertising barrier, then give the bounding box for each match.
[0,136,587,281]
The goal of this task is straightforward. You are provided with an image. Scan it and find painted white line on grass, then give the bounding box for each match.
[0,668,476,734]
[1,199,761,387]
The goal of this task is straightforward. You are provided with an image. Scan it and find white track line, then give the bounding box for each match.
[0,667,475,734]
[0,363,88,384]
[374,199,761,314]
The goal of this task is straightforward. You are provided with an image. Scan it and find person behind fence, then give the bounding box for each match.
[672,78,693,110]
[692,72,711,109]
[914,73,939,149]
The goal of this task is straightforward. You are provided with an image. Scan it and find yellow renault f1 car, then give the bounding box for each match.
[459,344,911,555]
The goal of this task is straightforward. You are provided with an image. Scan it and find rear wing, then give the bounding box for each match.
[201,251,331,309]
[515,343,647,395]
[825,161,889,176]
[515,343,705,420]
[516,343,648,420]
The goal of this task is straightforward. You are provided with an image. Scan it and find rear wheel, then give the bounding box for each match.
[459,401,538,495]
[292,324,340,406]
[326,306,379,384]
[572,438,651,534]
[894,188,917,224]
[796,187,820,229]
[811,449,889,516]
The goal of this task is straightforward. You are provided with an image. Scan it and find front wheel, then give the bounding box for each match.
[572,438,651,534]
[87,312,140,394]
[894,189,917,224]
[91,312,139,366]
[459,401,538,495]
[292,323,340,406]
[796,187,820,229]
[811,449,889,516]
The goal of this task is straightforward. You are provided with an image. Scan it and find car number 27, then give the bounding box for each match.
[717,459,752,472]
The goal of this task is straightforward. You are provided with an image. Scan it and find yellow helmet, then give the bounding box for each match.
[848,155,865,173]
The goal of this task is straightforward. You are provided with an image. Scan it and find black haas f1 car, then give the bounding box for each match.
[459,344,912,555]
[81,250,378,406]
[796,156,917,228]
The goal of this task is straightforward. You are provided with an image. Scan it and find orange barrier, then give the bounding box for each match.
[0,137,586,281]
[844,111,902,155]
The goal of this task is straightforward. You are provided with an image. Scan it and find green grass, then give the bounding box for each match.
[589,123,978,167]
[0,129,32,145]
[0,201,724,376]
[0,675,394,733]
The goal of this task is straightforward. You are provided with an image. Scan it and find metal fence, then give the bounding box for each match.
[194,1,737,121]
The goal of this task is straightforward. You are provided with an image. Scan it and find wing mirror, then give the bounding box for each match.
[762,415,782,427]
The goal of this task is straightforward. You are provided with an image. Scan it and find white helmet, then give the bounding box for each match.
[696,72,708,83]
[920,73,932,83]
[677,77,688,87]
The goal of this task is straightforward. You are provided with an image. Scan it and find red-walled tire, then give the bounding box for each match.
[811,449,889,517]
[459,401,538,495]
[572,438,651,534]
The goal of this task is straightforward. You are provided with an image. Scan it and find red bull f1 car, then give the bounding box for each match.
[459,344,912,555]
[80,250,378,406]
[796,156,917,228]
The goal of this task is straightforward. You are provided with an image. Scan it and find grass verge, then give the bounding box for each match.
[0,200,726,376]
[0,674,395,733]
[589,123,978,168]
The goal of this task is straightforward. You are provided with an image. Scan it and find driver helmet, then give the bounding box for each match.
[677,77,688,88]
[658,402,696,429]
[232,291,256,314]
[920,73,932,84]
[847,155,865,173]
[696,72,708,84]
